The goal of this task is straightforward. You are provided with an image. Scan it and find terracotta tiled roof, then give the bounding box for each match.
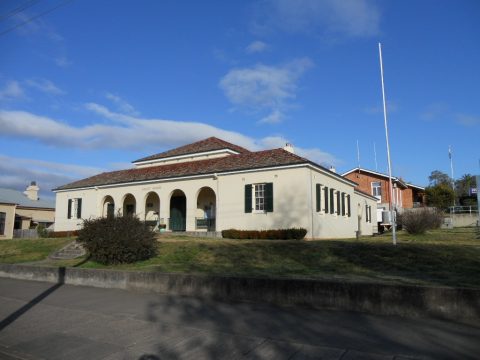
[55,148,310,190]
[133,137,251,163]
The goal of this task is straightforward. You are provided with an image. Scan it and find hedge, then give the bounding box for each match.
[222,228,307,240]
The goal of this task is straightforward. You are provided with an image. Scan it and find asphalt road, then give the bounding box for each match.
[0,277,479,360]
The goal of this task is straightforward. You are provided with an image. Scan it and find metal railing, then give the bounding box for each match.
[448,206,478,214]
[195,218,216,231]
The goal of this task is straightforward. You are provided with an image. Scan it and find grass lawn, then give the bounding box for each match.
[0,238,73,264]
[38,227,480,289]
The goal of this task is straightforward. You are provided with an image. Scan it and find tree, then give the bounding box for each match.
[425,183,454,210]
[455,174,477,206]
[428,170,451,187]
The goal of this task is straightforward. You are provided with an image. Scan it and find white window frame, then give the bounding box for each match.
[371,181,381,196]
[71,198,82,219]
[253,183,266,213]
[318,184,326,215]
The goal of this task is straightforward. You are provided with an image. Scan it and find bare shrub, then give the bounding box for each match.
[402,208,443,235]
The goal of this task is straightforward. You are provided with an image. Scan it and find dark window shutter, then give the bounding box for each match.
[324,187,329,213]
[77,198,82,219]
[365,204,369,222]
[330,188,335,214]
[336,191,341,215]
[245,184,252,213]
[368,206,372,223]
[316,184,321,212]
[67,199,72,219]
[347,195,351,217]
[265,182,273,212]
[341,193,346,216]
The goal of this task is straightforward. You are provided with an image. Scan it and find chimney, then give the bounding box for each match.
[24,181,39,201]
[329,166,336,173]
[283,143,294,154]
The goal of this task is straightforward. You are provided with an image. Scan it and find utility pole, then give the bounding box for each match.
[378,43,396,245]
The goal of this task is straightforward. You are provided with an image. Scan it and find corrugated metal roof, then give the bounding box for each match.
[0,188,55,209]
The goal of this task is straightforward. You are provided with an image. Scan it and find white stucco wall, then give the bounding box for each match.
[54,165,377,239]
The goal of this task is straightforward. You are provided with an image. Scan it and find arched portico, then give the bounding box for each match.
[144,192,160,227]
[102,195,115,218]
[196,187,216,231]
[169,190,186,231]
[122,193,136,217]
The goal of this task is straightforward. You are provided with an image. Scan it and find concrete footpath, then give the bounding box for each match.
[0,278,479,360]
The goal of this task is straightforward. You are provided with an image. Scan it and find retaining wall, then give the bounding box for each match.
[0,264,478,325]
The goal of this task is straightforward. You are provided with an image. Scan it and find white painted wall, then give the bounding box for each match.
[54,166,377,239]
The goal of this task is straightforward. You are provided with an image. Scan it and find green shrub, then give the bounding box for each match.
[78,216,157,264]
[36,225,48,238]
[402,208,443,235]
[221,228,307,240]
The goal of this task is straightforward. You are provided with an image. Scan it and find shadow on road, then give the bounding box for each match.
[0,267,66,332]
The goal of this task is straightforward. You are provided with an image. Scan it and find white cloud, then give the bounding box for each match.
[219,58,313,124]
[0,105,340,167]
[246,40,268,53]
[0,155,104,199]
[456,113,479,127]
[0,81,25,101]
[258,136,338,166]
[420,103,448,121]
[54,56,72,68]
[259,109,284,124]
[25,78,65,95]
[105,92,139,116]
[253,0,380,38]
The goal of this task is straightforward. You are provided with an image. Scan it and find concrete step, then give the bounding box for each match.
[49,241,86,260]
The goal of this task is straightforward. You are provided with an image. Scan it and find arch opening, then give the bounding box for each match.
[196,187,216,231]
[123,194,136,217]
[102,195,115,218]
[169,190,186,231]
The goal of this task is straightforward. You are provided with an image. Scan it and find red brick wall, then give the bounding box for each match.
[344,171,391,203]
[344,171,416,208]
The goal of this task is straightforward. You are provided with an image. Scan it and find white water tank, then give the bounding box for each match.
[382,210,392,224]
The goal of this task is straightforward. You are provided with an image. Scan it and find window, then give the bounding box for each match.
[68,198,82,219]
[365,205,372,223]
[371,182,382,197]
[347,195,351,217]
[315,184,323,213]
[324,186,329,213]
[341,192,346,216]
[329,188,335,214]
[255,183,265,211]
[336,191,341,216]
[0,212,5,235]
[245,183,273,213]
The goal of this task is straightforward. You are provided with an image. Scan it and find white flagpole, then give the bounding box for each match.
[378,42,397,245]
[449,145,455,206]
[357,140,361,170]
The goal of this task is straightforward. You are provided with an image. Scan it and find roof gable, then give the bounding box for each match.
[133,137,251,163]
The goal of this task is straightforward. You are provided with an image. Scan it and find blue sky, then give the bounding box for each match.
[1,0,479,199]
